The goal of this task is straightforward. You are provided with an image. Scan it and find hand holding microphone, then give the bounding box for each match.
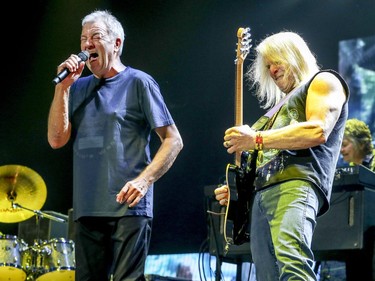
[52,50,90,85]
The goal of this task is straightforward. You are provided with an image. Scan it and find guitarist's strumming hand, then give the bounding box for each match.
[215,124,257,206]
[223,124,257,153]
[214,185,229,206]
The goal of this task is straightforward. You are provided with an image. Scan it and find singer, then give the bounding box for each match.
[47,10,183,281]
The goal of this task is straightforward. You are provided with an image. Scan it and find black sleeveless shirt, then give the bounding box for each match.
[254,70,349,216]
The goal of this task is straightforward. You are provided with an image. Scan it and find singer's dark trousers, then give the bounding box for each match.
[74,216,152,281]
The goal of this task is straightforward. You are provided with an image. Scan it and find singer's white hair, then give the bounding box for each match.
[82,10,125,56]
[246,31,320,109]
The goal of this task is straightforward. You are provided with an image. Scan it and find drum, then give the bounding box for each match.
[21,243,43,278]
[35,238,75,281]
[0,234,27,281]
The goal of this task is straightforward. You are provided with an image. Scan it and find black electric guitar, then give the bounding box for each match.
[222,27,254,251]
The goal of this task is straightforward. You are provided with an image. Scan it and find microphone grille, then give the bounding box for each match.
[78,50,90,62]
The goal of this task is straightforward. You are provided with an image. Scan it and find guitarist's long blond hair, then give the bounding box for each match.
[246,31,320,110]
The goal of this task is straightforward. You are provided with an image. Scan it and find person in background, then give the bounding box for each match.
[47,10,183,281]
[339,117,375,281]
[340,118,375,170]
[214,31,349,280]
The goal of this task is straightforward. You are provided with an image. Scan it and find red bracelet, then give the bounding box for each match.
[255,132,263,150]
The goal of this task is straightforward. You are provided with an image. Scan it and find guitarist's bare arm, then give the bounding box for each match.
[223,72,346,153]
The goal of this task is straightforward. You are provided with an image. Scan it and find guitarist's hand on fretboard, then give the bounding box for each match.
[224,124,257,156]
[214,185,229,206]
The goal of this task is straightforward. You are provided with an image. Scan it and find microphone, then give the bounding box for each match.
[52,50,90,85]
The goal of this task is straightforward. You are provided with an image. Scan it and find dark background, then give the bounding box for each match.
[1,0,374,255]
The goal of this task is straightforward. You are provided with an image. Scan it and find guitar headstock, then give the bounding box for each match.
[236,27,252,64]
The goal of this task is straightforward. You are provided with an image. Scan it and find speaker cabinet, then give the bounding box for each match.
[204,185,252,263]
[312,188,375,259]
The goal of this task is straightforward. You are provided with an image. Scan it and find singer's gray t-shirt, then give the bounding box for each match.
[68,67,174,220]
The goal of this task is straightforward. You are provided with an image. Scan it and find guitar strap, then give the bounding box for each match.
[251,88,297,131]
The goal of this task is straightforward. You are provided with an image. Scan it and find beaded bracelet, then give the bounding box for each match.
[255,131,263,150]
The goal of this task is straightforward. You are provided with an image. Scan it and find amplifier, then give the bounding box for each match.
[312,188,375,260]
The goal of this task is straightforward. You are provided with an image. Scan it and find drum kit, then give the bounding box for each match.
[0,165,75,281]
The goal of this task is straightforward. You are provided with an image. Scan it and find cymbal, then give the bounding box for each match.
[0,165,47,223]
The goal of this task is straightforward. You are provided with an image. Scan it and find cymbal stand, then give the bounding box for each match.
[12,202,67,245]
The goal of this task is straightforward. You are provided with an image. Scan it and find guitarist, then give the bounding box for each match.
[214,31,349,281]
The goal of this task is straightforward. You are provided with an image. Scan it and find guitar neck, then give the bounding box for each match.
[233,27,251,167]
[235,60,244,127]
[234,42,244,166]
